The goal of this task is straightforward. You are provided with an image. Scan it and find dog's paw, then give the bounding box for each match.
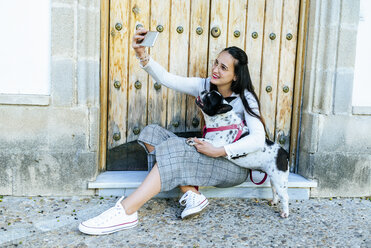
[186,138,196,146]
[280,212,289,218]
[268,200,278,206]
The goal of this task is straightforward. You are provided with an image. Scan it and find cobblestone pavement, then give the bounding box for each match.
[0,195,370,247]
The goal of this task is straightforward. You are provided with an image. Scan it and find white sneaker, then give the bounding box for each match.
[179,190,209,219]
[78,196,138,235]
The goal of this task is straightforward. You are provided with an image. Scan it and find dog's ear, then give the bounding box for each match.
[216,104,233,114]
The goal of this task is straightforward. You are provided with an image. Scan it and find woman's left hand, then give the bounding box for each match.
[191,137,227,158]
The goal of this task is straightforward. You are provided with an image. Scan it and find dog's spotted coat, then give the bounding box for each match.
[187,90,290,218]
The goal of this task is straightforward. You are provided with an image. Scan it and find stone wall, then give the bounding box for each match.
[298,0,371,197]
[0,0,101,195]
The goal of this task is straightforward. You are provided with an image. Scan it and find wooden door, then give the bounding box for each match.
[106,0,301,169]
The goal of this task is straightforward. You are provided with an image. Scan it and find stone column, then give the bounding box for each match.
[298,0,371,197]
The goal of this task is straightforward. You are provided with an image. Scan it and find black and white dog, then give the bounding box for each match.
[187,90,290,218]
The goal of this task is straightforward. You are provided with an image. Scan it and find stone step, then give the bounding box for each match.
[88,171,317,200]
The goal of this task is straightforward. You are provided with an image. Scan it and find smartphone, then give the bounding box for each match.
[139,31,159,47]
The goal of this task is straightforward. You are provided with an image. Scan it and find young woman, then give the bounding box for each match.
[78,28,266,235]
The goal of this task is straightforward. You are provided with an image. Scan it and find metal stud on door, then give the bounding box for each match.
[211,27,221,38]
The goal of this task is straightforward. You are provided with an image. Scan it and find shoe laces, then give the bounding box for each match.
[179,191,199,208]
[91,198,125,224]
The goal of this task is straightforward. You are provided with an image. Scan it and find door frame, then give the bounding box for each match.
[99,0,109,171]
[98,0,310,172]
[289,0,310,171]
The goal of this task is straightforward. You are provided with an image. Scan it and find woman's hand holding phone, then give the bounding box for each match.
[132,28,148,58]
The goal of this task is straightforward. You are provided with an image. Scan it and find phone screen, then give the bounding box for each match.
[140,31,159,47]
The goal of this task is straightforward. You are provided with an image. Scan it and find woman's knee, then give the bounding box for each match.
[144,124,161,132]
[138,124,160,141]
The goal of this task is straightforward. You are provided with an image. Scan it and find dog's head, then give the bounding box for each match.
[195,90,233,116]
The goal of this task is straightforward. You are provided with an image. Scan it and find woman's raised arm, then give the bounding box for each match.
[132,28,204,97]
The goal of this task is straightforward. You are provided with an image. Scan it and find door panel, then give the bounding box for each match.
[186,0,210,132]
[245,0,265,96]
[260,0,284,139]
[227,0,247,48]
[167,0,191,133]
[148,0,170,127]
[107,0,301,169]
[127,0,150,143]
[208,0,229,75]
[275,0,300,151]
[108,0,130,149]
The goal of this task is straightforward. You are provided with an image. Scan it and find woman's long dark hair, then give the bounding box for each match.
[210,46,266,130]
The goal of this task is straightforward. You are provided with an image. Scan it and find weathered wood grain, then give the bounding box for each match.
[99,0,109,170]
[167,0,190,132]
[108,0,130,149]
[186,0,210,132]
[227,0,247,49]
[148,0,170,127]
[259,0,284,140]
[127,0,150,142]
[208,0,229,75]
[245,0,265,96]
[275,0,300,151]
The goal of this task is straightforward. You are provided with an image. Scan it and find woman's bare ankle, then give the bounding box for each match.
[180,186,200,194]
[121,201,136,215]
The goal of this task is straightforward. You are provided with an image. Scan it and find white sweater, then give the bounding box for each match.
[141,58,265,159]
